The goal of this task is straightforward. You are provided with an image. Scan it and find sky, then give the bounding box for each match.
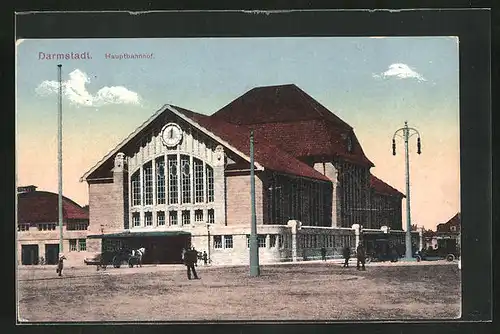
[16,37,460,230]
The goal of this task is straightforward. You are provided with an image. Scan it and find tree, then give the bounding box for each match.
[411,224,419,231]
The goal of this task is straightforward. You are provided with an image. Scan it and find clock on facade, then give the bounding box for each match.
[161,123,183,147]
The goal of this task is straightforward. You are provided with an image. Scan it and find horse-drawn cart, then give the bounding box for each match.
[84,247,142,270]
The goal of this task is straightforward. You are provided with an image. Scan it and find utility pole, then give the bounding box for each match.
[58,64,64,255]
[249,130,260,276]
[392,121,421,260]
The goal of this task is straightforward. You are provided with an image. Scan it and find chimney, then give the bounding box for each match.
[17,185,38,193]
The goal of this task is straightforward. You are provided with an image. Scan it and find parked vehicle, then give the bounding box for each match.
[84,247,136,269]
[415,238,459,262]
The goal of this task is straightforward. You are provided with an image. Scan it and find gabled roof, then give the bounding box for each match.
[437,212,461,232]
[80,105,265,182]
[213,84,374,167]
[17,191,89,224]
[173,106,331,182]
[214,84,352,127]
[370,174,405,198]
[81,104,331,183]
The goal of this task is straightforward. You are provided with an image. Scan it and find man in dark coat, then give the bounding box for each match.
[342,246,351,268]
[356,243,366,271]
[202,251,208,265]
[184,247,200,280]
[320,247,327,261]
[56,254,66,276]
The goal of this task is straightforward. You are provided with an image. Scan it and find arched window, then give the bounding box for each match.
[168,155,178,204]
[130,153,216,227]
[131,171,141,206]
[156,157,165,204]
[143,162,153,205]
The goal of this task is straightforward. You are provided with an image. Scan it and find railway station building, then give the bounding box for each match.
[82,84,418,264]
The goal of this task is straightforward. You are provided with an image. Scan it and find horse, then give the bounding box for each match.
[130,247,146,267]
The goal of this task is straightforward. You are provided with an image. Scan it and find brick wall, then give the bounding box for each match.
[88,178,126,252]
[225,173,264,226]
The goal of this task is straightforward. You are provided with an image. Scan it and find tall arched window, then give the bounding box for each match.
[156,157,165,204]
[131,171,141,206]
[130,153,216,227]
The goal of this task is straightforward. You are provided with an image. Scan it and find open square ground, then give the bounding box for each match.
[17,261,461,322]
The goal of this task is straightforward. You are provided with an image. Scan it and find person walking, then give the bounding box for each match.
[56,254,66,277]
[184,247,200,280]
[320,247,327,261]
[356,243,366,271]
[342,246,351,268]
[202,251,208,265]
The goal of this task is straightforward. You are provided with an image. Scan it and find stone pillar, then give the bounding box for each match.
[419,226,424,251]
[112,153,127,231]
[287,220,301,262]
[318,162,341,227]
[352,224,361,247]
[213,145,226,225]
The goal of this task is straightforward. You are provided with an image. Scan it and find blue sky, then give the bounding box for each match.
[16,37,460,230]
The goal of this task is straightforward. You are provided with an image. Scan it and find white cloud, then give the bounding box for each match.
[35,69,141,107]
[373,63,427,82]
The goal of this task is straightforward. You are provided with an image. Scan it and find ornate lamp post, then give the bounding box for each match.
[392,121,422,260]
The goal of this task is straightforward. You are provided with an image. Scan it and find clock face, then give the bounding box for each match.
[161,123,183,147]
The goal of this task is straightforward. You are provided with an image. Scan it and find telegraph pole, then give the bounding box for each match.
[392,121,421,260]
[58,64,64,255]
[249,130,260,276]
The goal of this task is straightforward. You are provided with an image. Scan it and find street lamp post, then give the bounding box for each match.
[249,130,260,276]
[206,223,211,264]
[392,121,422,260]
[57,64,64,256]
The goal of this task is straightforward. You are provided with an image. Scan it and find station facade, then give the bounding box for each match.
[82,84,418,264]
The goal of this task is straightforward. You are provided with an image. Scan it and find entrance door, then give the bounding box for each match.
[45,244,59,265]
[21,245,39,265]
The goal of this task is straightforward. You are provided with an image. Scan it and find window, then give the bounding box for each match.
[214,235,223,249]
[269,235,277,248]
[168,155,178,204]
[182,210,190,225]
[38,223,56,231]
[195,210,203,222]
[157,211,165,226]
[224,235,233,249]
[206,165,214,202]
[156,157,166,204]
[79,239,87,251]
[132,212,140,227]
[145,212,153,226]
[67,222,88,231]
[18,224,29,231]
[194,159,204,203]
[169,211,178,225]
[258,234,266,248]
[181,155,191,204]
[69,239,77,251]
[131,171,141,206]
[208,209,215,224]
[143,162,153,205]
